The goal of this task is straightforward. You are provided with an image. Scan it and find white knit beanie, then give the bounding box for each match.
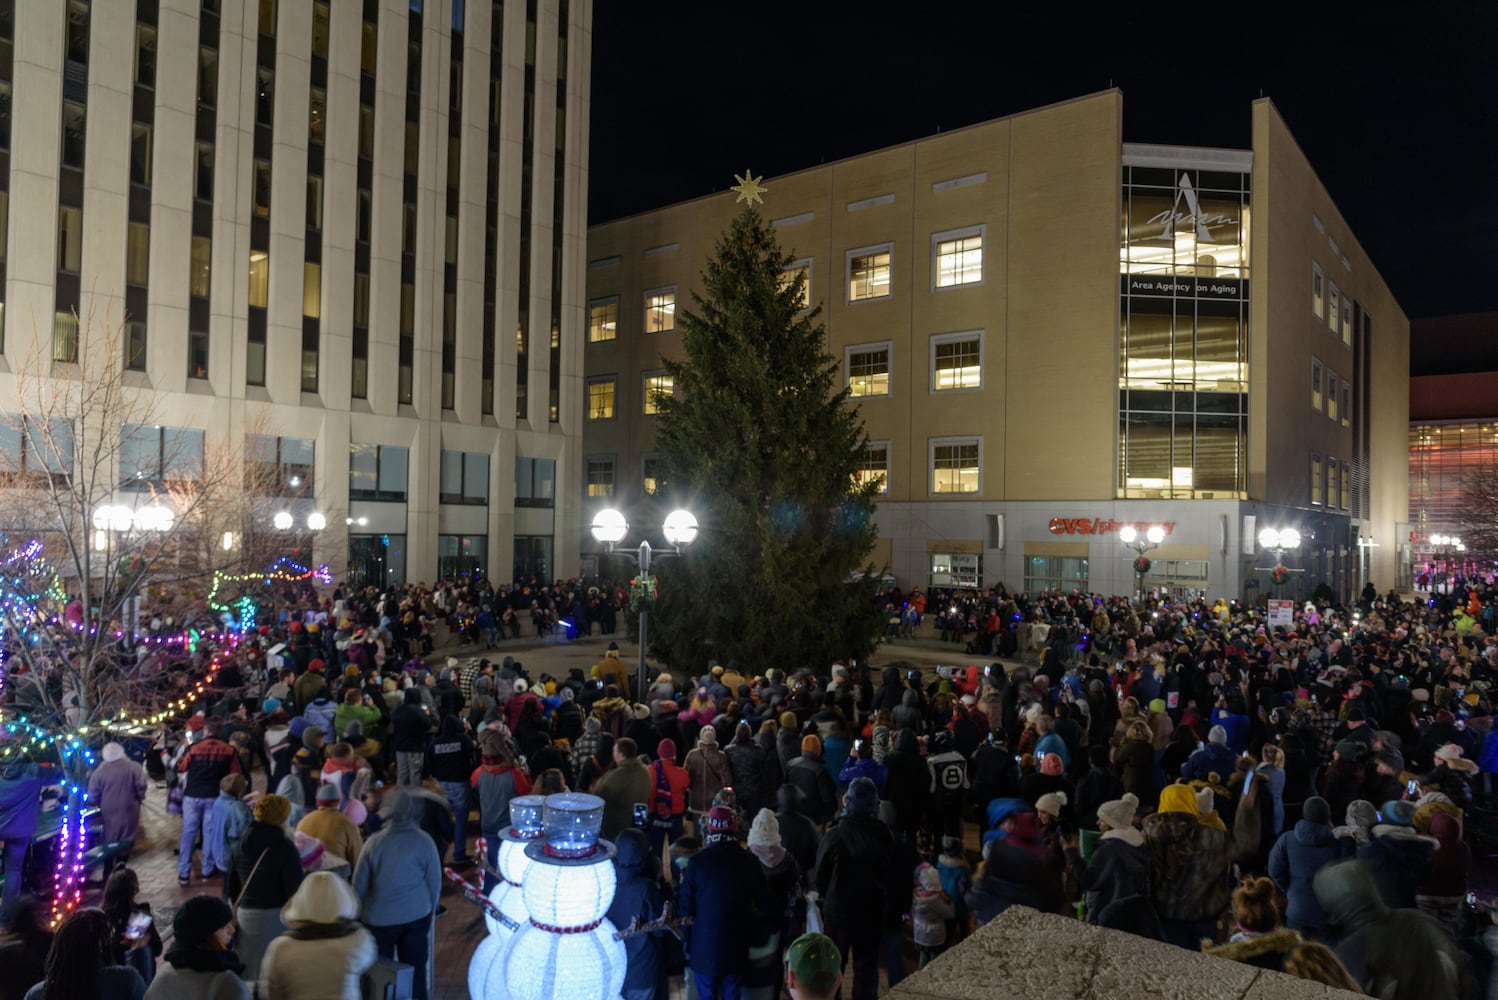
[747,808,780,848]
[1035,791,1068,818]
[1096,793,1139,831]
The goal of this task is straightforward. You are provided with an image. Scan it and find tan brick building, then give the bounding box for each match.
[582,92,1408,602]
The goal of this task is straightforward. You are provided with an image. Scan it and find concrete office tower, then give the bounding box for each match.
[0,0,592,585]
[582,92,1409,602]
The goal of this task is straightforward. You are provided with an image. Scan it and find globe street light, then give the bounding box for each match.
[590,507,699,698]
[1118,524,1166,601]
[1428,534,1465,594]
[1257,526,1302,592]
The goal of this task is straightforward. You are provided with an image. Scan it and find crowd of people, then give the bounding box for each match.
[3,577,1498,1000]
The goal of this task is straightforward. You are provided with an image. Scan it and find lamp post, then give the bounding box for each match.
[1118,524,1165,603]
[1429,534,1465,594]
[590,507,699,699]
[1257,526,1302,594]
[274,509,326,564]
[91,504,175,635]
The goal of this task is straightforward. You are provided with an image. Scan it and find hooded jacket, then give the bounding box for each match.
[606,829,665,994]
[1142,784,1232,923]
[351,792,442,927]
[684,734,732,814]
[784,752,837,825]
[1202,927,1302,973]
[892,689,922,734]
[1266,820,1353,931]
[1355,825,1437,909]
[427,715,475,783]
[882,729,933,832]
[1314,860,1462,1000]
[966,813,1065,925]
[815,812,893,933]
[390,689,432,753]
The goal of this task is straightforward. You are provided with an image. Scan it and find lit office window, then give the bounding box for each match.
[588,298,617,342]
[932,333,981,391]
[587,378,616,421]
[780,260,811,309]
[643,373,674,415]
[644,288,675,334]
[846,344,890,398]
[853,442,889,494]
[586,456,615,498]
[932,439,980,494]
[934,229,983,287]
[1311,357,1322,412]
[848,246,891,301]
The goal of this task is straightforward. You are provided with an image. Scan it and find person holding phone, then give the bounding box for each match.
[102,869,162,987]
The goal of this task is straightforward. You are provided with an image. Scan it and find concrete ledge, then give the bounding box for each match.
[883,908,1361,999]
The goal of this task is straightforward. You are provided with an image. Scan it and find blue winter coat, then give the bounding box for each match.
[1267,821,1352,931]
[679,838,766,978]
[1209,709,1250,754]
[607,829,666,995]
[1180,742,1238,783]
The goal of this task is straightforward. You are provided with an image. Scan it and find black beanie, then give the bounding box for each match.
[1302,795,1332,826]
[173,894,234,947]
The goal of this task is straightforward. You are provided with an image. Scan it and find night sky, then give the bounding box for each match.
[588,3,1498,326]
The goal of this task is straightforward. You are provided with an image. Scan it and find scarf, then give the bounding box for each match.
[750,844,785,867]
[163,943,245,977]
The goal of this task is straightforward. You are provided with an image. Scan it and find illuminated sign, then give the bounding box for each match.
[1047,519,1177,537]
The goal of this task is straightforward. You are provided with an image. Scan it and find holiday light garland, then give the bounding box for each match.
[205,556,332,630]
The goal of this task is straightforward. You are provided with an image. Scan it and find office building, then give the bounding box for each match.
[583,92,1409,602]
[0,0,592,586]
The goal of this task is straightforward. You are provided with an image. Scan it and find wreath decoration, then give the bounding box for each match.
[629,574,658,613]
[1133,556,1152,575]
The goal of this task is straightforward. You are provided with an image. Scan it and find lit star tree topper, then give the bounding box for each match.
[731,169,767,206]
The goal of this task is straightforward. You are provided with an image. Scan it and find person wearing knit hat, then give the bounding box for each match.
[228,791,306,980]
[784,931,842,1000]
[159,894,241,984]
[261,871,376,999]
[1266,795,1348,935]
[1208,725,1228,745]
[684,719,733,825]
[297,783,364,869]
[680,800,769,1000]
[811,776,893,1000]
[1063,791,1148,927]
[647,737,691,856]
[1333,799,1378,845]
[1035,791,1067,821]
[785,731,838,825]
[743,807,800,991]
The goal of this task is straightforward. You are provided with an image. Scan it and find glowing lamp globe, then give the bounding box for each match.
[500,793,626,1000]
[1118,525,1137,544]
[1145,525,1165,544]
[590,508,628,545]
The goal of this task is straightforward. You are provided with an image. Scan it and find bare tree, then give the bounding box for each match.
[0,306,242,734]
[1458,469,1498,566]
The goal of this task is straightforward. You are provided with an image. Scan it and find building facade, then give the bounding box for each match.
[0,0,591,586]
[583,93,1409,603]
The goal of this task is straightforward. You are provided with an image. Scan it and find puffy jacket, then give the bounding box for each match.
[1356,826,1436,909]
[814,814,893,933]
[785,755,837,825]
[470,762,534,835]
[1070,826,1151,923]
[1267,821,1353,931]
[680,839,766,977]
[259,924,376,1000]
[1180,742,1238,784]
[227,822,304,910]
[725,739,773,816]
[1142,785,1232,923]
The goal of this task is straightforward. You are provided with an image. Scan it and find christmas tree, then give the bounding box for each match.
[649,205,886,672]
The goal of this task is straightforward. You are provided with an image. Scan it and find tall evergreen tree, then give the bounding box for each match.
[648,207,886,673]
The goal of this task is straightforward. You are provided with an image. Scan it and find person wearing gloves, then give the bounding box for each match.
[143,895,249,1000]
[259,872,377,1000]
